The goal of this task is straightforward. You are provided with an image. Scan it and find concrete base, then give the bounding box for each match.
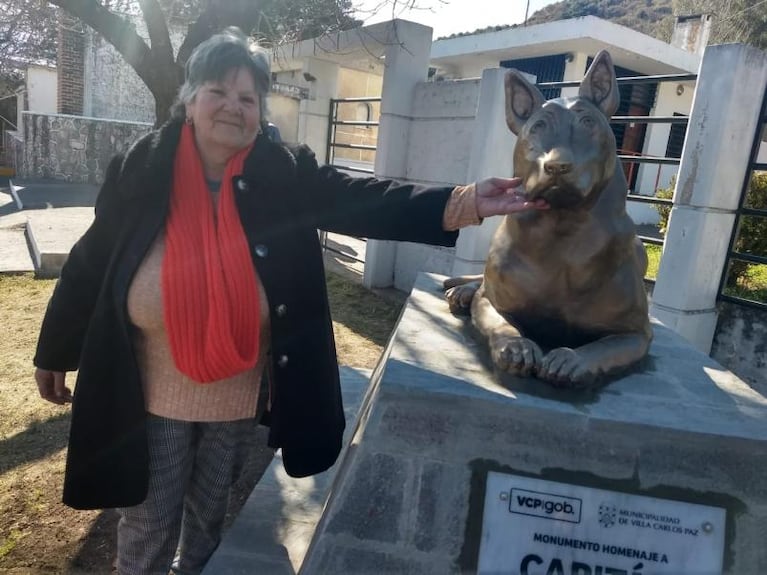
[301,273,767,574]
[25,207,92,277]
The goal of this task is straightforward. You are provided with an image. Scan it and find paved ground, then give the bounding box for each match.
[0,189,34,273]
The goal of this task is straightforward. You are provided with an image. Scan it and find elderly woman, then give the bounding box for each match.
[33,28,545,575]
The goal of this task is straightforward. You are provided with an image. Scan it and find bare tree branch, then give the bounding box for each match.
[138,0,174,64]
[4,0,426,123]
[177,0,265,65]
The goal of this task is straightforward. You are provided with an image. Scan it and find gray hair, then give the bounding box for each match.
[172,27,271,121]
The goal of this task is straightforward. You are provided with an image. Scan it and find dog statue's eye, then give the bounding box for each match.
[580,116,595,128]
[530,120,547,133]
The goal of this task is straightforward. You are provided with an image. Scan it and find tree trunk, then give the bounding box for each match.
[154,88,177,126]
[149,62,184,126]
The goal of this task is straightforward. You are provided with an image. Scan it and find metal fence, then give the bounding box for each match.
[322,96,382,265]
[325,96,380,176]
[717,91,767,311]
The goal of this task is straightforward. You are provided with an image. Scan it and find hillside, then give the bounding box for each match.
[441,0,676,41]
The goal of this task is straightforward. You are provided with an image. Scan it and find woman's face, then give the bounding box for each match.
[187,67,261,158]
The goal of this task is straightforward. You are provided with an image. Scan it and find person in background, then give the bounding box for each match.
[33,27,547,575]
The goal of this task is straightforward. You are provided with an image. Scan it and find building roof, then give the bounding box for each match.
[431,16,701,76]
[273,16,701,78]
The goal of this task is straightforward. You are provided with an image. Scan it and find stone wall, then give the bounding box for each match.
[3,130,24,175]
[21,112,152,184]
[712,302,767,395]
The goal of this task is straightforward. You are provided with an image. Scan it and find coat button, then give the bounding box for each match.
[255,244,268,258]
[277,354,289,368]
[275,304,287,317]
[236,179,249,192]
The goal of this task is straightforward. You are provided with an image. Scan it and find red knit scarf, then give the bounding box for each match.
[162,123,260,383]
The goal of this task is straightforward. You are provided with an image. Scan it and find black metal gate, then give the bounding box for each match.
[717,90,767,310]
[321,96,381,266]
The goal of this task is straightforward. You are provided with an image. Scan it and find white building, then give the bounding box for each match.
[15,64,58,130]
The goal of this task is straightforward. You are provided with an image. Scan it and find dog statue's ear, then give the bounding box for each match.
[504,69,546,135]
[579,50,620,118]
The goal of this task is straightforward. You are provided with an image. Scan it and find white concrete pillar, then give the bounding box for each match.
[298,58,339,165]
[560,52,588,98]
[451,68,518,276]
[650,43,767,353]
[363,20,433,289]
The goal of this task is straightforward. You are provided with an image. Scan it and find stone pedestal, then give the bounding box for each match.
[301,273,767,574]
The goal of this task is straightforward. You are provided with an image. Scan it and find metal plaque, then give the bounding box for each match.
[478,472,726,574]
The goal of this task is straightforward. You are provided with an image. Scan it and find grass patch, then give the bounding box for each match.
[644,243,662,281]
[642,243,767,304]
[723,263,767,303]
[0,530,23,559]
[326,272,404,367]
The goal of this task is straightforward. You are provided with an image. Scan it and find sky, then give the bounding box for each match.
[355,0,560,38]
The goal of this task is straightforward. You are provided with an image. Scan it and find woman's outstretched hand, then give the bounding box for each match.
[475,177,549,218]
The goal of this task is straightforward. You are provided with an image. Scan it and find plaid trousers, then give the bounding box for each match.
[116,414,260,575]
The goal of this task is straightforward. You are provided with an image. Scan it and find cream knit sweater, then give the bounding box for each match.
[127,230,271,422]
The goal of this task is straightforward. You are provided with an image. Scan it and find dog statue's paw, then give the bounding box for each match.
[490,334,543,377]
[538,347,599,388]
[444,281,481,315]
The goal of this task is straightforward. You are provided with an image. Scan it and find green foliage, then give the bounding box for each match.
[654,175,675,234]
[727,172,767,291]
[0,2,58,78]
[673,0,767,49]
[441,0,767,49]
[722,263,767,303]
[644,243,662,280]
[655,172,767,298]
[525,0,675,41]
[439,0,675,41]
[0,530,22,559]
[250,0,360,44]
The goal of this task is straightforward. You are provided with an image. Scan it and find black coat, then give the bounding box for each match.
[33,119,459,510]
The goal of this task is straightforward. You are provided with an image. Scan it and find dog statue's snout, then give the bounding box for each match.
[544,161,573,175]
[543,149,574,176]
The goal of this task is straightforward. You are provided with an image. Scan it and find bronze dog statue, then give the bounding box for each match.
[445,50,651,387]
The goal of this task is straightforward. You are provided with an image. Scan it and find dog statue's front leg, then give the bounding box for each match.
[538,332,651,387]
[443,274,483,315]
[471,283,543,377]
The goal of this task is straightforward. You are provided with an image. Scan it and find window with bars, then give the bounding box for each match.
[499,54,568,99]
[665,113,688,159]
